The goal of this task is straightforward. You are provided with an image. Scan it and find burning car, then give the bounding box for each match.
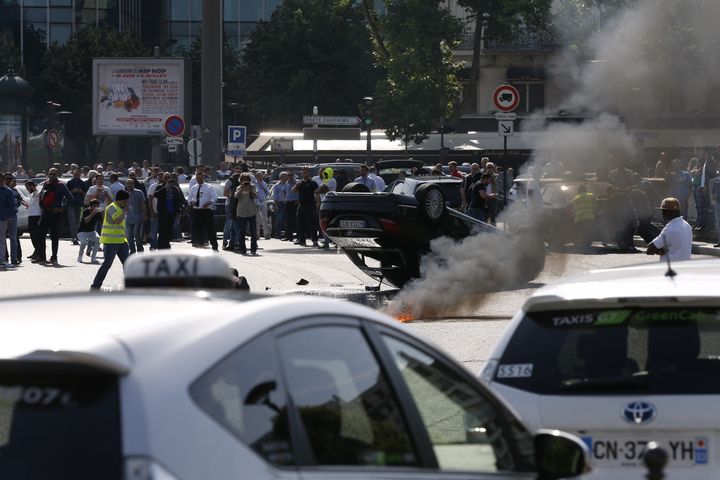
[319,168,545,288]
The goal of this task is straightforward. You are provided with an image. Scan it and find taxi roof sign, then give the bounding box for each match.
[124,251,234,289]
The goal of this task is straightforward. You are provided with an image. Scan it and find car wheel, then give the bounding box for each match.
[414,183,445,223]
[342,182,371,193]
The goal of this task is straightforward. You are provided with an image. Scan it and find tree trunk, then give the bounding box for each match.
[448,14,482,127]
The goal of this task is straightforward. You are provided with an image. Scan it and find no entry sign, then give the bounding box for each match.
[164,115,185,137]
[492,84,520,113]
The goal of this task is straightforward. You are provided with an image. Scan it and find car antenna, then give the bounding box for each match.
[663,234,676,278]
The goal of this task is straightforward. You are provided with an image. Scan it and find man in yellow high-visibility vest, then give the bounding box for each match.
[91,189,130,290]
[571,185,596,251]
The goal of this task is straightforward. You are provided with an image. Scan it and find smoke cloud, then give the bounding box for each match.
[385,0,718,319]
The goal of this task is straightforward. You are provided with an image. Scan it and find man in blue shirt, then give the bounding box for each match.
[282,172,299,241]
[0,173,18,268]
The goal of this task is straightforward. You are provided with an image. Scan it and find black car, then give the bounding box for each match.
[320,175,545,288]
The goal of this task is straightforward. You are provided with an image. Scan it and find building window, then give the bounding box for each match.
[510,82,545,114]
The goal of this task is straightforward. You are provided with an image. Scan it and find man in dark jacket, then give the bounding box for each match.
[152,172,184,249]
[36,168,71,264]
[0,173,17,268]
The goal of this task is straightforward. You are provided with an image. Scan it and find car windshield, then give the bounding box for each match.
[495,307,720,395]
[0,364,121,478]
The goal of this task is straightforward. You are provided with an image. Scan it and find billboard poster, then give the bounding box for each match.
[0,115,22,171]
[92,58,187,136]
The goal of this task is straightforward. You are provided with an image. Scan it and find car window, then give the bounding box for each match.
[495,307,720,395]
[381,335,530,473]
[542,185,571,206]
[276,325,417,467]
[0,364,122,479]
[190,333,293,466]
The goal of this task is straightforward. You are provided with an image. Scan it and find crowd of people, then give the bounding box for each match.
[2,147,716,272]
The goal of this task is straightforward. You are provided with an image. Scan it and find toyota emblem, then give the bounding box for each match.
[622,401,657,425]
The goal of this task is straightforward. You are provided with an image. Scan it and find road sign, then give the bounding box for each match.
[46,129,60,149]
[165,136,184,145]
[492,84,520,113]
[188,138,202,164]
[227,125,246,145]
[494,112,517,120]
[168,144,178,153]
[303,115,361,126]
[164,115,185,137]
[498,120,514,136]
[303,127,361,140]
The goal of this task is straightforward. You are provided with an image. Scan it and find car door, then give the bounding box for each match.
[271,316,534,480]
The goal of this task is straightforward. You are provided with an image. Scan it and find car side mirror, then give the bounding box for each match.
[534,429,591,479]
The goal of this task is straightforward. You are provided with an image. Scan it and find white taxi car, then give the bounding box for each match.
[482,259,720,479]
[0,252,588,480]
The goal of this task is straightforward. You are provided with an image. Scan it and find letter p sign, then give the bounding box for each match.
[228,126,247,145]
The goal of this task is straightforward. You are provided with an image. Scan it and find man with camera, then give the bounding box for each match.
[188,171,218,251]
[152,173,184,250]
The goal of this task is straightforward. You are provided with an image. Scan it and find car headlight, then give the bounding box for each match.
[479,360,498,384]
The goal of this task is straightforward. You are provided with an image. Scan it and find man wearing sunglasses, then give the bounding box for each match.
[36,168,72,264]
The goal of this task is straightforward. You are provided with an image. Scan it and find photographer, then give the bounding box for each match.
[233,173,258,255]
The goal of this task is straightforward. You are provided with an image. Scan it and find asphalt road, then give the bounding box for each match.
[1,235,710,374]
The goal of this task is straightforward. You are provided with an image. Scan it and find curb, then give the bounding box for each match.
[633,236,720,258]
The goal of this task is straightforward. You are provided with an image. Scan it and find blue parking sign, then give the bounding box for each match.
[228,125,246,145]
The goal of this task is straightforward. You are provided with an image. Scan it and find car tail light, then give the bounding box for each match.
[379,218,400,236]
[479,360,498,384]
[319,218,329,234]
[125,457,179,480]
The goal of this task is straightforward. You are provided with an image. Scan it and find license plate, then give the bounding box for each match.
[339,219,366,228]
[583,434,710,468]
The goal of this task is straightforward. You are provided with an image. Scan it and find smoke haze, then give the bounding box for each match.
[385,0,718,319]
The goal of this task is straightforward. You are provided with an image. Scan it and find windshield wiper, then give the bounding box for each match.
[559,372,650,391]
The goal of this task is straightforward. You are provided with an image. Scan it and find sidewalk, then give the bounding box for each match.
[634,236,720,257]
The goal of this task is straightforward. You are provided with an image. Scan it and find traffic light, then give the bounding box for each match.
[360,96,374,127]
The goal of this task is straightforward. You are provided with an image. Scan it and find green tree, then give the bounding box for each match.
[365,0,463,144]
[38,27,150,164]
[239,0,380,131]
[553,0,637,60]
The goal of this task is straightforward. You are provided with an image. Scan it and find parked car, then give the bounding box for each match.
[320,174,545,288]
[14,183,29,235]
[482,259,720,479]
[0,250,590,479]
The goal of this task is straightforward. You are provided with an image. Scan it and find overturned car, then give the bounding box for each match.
[319,170,545,288]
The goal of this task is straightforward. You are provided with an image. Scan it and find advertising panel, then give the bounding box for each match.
[92,58,188,136]
[0,115,22,171]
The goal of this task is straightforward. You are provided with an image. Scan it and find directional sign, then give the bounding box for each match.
[227,125,247,145]
[164,115,185,137]
[303,115,362,126]
[46,129,60,150]
[498,120,514,136]
[164,136,184,145]
[492,84,520,113]
[168,145,178,153]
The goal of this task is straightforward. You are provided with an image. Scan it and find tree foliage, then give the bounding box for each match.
[366,0,463,144]
[38,28,150,163]
[239,0,380,131]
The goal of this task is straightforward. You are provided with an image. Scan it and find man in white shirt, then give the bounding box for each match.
[354,164,376,191]
[646,197,692,262]
[368,166,386,192]
[85,174,112,209]
[254,171,271,240]
[187,171,218,250]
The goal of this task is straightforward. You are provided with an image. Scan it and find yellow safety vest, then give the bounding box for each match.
[571,192,595,223]
[100,202,127,244]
